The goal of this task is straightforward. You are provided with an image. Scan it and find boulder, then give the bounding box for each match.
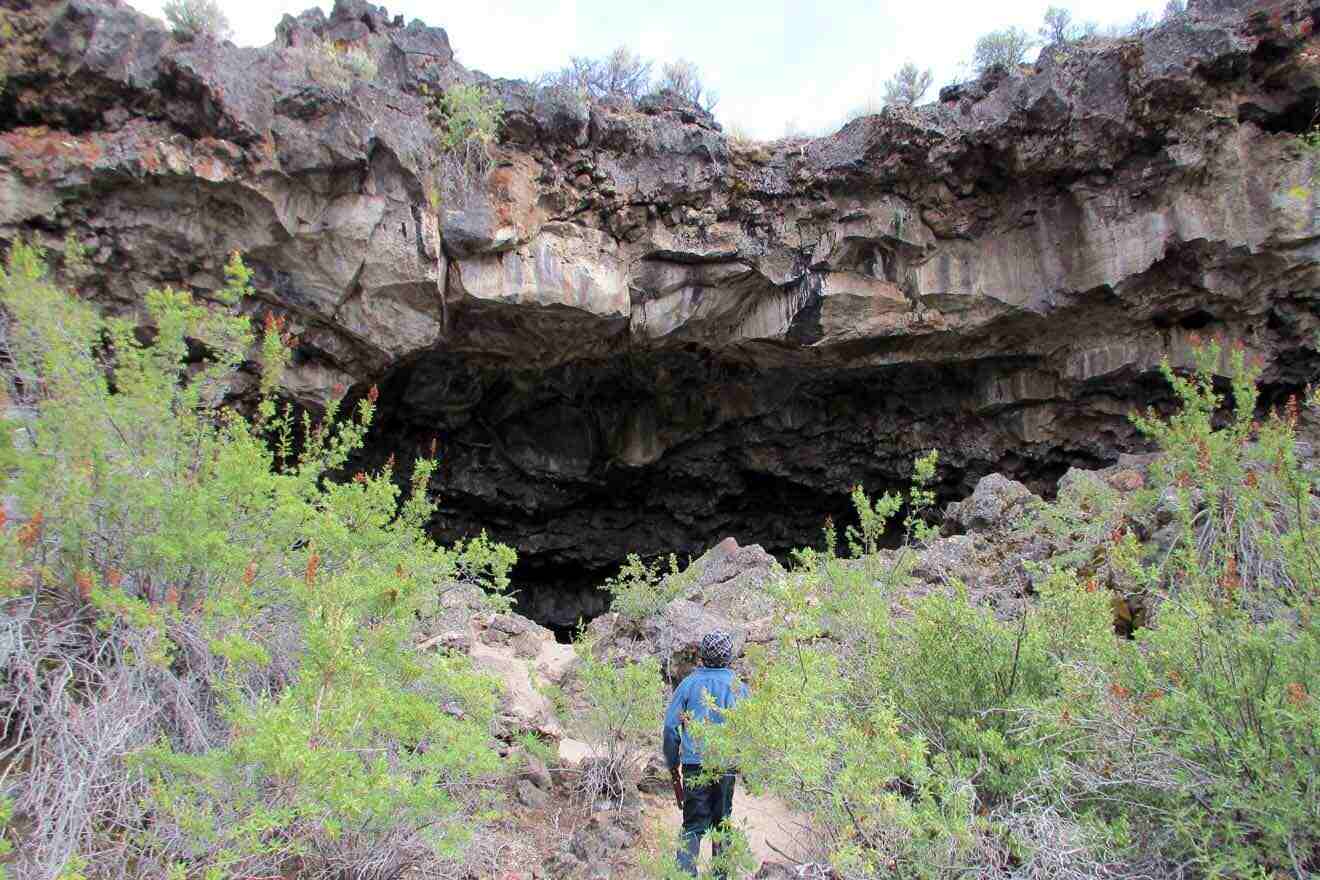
[642,598,746,683]
[944,474,1040,534]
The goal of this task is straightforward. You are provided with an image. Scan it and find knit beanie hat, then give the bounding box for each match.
[699,629,735,668]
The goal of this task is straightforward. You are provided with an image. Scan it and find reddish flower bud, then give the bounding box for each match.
[17,511,43,549]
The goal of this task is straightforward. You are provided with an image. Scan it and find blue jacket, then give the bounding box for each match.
[662,666,748,769]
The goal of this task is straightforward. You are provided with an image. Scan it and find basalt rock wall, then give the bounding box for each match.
[3,0,1320,622]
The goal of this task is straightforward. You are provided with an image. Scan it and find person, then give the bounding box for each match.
[661,629,748,877]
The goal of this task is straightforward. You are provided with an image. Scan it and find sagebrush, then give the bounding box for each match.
[0,242,516,880]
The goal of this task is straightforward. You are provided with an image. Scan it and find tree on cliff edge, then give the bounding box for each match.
[162,0,232,41]
[883,62,934,107]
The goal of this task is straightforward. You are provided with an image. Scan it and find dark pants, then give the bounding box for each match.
[677,764,736,877]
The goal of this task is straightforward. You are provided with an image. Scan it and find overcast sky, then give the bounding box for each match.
[126,0,1171,138]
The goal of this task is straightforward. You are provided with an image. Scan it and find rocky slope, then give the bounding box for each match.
[3,0,1320,621]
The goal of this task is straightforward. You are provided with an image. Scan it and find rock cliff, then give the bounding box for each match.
[3,0,1320,621]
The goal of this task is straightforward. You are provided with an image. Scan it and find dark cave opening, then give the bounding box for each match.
[342,335,1320,631]
[347,343,1159,631]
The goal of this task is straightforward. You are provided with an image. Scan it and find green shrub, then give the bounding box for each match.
[701,347,1320,875]
[1104,341,1320,874]
[572,641,664,802]
[599,552,691,622]
[0,243,513,879]
[971,27,1034,73]
[419,82,504,208]
[161,0,231,42]
[0,13,13,96]
[876,569,1121,804]
[425,82,503,156]
[697,628,980,877]
[844,482,901,558]
[644,823,756,880]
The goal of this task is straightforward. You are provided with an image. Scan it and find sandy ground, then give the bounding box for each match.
[653,784,811,867]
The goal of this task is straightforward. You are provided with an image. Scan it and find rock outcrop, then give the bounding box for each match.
[4,0,1320,617]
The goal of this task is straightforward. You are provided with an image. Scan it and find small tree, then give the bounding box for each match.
[1039,6,1075,44]
[541,46,652,102]
[972,26,1034,72]
[1162,0,1187,18]
[161,0,232,42]
[599,46,652,100]
[882,62,934,107]
[655,59,717,112]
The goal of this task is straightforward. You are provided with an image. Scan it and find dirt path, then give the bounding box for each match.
[652,784,811,867]
[559,737,810,871]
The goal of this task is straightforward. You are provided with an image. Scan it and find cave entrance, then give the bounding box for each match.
[509,559,616,643]
[350,347,1123,632]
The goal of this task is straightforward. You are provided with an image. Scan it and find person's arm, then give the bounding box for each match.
[662,682,687,808]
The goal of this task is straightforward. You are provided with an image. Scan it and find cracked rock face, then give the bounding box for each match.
[4,0,1320,622]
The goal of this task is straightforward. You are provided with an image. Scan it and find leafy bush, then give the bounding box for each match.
[0,243,514,879]
[161,0,232,42]
[972,27,1034,73]
[427,83,503,155]
[1103,342,1320,874]
[0,13,13,96]
[600,553,692,622]
[339,45,377,80]
[572,642,664,803]
[697,585,982,877]
[842,449,938,557]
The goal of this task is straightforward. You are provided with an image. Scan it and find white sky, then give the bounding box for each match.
[126,0,1170,139]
